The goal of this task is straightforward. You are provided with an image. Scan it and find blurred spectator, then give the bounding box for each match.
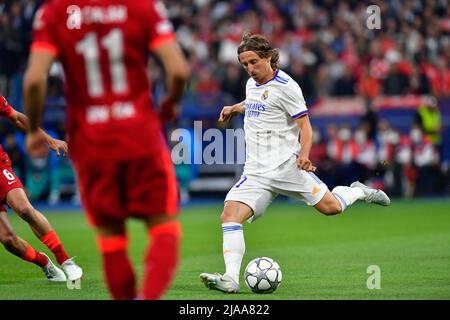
[394,130,414,198]
[195,67,222,108]
[359,100,379,140]
[357,66,381,99]
[48,155,79,206]
[25,155,50,202]
[354,124,377,173]
[309,126,327,168]
[382,60,410,95]
[333,65,357,96]
[409,65,431,95]
[421,55,450,99]
[220,63,247,102]
[327,124,362,186]
[376,120,397,195]
[415,96,443,146]
[409,125,440,197]
[321,123,339,187]
[0,4,23,96]
[287,60,316,103]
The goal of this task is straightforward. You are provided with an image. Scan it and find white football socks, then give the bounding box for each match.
[332,186,365,212]
[222,222,245,284]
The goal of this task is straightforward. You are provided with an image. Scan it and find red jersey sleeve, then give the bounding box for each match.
[30,3,60,57]
[0,96,14,118]
[148,1,177,51]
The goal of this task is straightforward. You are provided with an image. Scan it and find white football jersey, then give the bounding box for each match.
[243,69,308,175]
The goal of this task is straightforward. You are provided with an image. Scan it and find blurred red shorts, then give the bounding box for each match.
[74,151,179,227]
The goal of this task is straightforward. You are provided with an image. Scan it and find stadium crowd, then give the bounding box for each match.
[0,0,449,203]
[313,119,447,198]
[162,0,450,102]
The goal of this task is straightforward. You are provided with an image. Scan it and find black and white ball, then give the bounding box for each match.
[244,257,282,293]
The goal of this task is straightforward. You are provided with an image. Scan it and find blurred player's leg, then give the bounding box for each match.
[0,211,46,265]
[6,189,72,263]
[96,222,136,300]
[41,252,67,282]
[142,217,181,300]
[39,229,70,264]
[0,211,66,281]
[6,189,83,285]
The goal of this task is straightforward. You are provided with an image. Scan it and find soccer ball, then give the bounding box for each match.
[244,257,282,293]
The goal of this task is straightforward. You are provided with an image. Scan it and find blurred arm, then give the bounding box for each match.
[152,41,190,120]
[7,109,52,141]
[23,51,55,132]
[23,51,67,157]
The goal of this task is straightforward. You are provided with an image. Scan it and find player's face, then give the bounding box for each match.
[239,51,274,84]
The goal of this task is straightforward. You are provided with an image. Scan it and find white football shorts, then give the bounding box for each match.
[225,155,328,222]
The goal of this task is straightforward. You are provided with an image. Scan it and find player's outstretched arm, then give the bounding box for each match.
[8,109,68,158]
[218,101,245,122]
[295,114,316,172]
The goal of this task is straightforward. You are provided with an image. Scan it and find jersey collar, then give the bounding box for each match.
[255,69,280,87]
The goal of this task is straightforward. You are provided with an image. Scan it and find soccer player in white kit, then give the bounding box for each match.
[200,33,390,293]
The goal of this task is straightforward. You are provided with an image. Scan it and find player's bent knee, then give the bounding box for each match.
[316,207,334,215]
[220,209,248,224]
[322,205,341,215]
[314,200,342,215]
[220,210,236,223]
[221,201,253,223]
[317,190,344,215]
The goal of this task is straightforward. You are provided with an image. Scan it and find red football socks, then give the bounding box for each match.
[97,235,136,300]
[95,221,181,300]
[40,230,70,265]
[22,243,48,267]
[142,220,182,300]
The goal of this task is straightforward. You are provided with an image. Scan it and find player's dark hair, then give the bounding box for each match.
[237,31,280,70]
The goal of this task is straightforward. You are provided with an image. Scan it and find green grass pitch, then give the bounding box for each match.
[0,199,449,300]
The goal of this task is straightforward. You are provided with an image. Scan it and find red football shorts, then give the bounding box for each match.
[0,161,24,212]
[73,151,179,227]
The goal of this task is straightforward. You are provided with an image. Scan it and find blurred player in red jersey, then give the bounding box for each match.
[23,0,189,299]
[0,95,83,286]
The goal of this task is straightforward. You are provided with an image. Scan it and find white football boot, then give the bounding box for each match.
[200,273,239,293]
[41,253,67,282]
[350,181,391,206]
[61,257,83,289]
